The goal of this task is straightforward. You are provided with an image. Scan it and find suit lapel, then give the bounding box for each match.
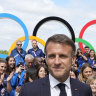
[40,75,51,96]
[40,76,80,96]
[70,78,79,96]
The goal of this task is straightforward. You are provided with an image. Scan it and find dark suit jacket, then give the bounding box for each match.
[19,75,92,96]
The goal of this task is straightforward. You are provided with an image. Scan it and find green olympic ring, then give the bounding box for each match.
[75,38,96,54]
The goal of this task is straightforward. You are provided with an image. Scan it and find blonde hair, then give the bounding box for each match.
[78,73,85,82]
[86,75,96,85]
[78,63,93,82]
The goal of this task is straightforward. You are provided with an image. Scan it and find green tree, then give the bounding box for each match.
[0,50,8,55]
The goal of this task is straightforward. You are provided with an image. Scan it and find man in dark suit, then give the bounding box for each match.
[19,34,92,96]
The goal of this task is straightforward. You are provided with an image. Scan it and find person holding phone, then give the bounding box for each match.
[10,62,25,96]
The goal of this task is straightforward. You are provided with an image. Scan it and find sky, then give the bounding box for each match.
[0,0,96,53]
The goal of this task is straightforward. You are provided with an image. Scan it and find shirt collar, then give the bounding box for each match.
[32,47,39,51]
[49,73,71,89]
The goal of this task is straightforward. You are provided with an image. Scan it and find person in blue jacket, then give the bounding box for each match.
[0,59,9,96]
[87,49,96,66]
[10,62,25,96]
[10,40,26,66]
[28,39,45,58]
[76,48,87,71]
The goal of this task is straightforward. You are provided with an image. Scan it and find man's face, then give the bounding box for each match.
[16,41,22,50]
[34,57,43,65]
[25,58,33,68]
[85,48,89,53]
[32,40,37,49]
[46,42,75,82]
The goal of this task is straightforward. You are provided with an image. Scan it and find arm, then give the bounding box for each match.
[0,73,4,85]
[10,72,19,87]
[79,53,87,61]
[81,54,87,61]
[10,66,21,87]
[18,70,25,86]
[6,71,14,93]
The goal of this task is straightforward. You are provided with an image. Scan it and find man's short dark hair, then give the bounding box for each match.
[44,34,76,56]
[16,62,24,67]
[84,46,89,49]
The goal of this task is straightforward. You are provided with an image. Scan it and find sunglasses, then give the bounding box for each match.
[17,44,22,46]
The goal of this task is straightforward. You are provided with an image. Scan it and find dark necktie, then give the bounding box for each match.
[57,83,67,96]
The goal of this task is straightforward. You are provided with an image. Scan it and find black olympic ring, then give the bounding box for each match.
[33,16,75,42]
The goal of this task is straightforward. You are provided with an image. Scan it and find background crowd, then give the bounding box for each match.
[0,39,96,96]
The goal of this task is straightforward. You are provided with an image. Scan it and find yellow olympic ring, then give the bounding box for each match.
[8,36,46,55]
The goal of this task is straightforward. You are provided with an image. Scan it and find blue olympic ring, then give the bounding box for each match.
[0,13,29,59]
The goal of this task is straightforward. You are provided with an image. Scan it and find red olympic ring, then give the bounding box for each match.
[79,20,96,53]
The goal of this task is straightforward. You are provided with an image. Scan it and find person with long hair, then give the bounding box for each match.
[6,56,16,94]
[36,64,48,79]
[10,62,25,96]
[86,75,96,96]
[0,59,10,96]
[87,49,96,66]
[6,56,16,74]
[78,63,93,83]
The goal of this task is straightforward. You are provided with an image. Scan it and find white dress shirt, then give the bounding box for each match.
[49,74,72,96]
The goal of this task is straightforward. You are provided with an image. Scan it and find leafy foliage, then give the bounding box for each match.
[0,50,8,55]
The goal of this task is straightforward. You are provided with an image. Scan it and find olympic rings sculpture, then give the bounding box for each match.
[0,13,96,59]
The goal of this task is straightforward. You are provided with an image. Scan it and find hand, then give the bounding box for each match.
[7,71,14,82]
[0,73,4,81]
[0,73,4,84]
[79,52,82,56]
[16,67,21,73]
[29,77,33,82]
[16,86,21,93]
[41,57,45,61]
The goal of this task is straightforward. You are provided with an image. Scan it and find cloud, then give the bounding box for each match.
[0,0,96,51]
[0,6,3,12]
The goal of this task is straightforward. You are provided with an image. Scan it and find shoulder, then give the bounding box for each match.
[22,76,49,89]
[20,76,49,95]
[28,48,33,52]
[71,78,92,94]
[71,78,89,87]
[21,49,26,53]
[10,49,17,55]
[37,48,43,52]
[11,48,16,52]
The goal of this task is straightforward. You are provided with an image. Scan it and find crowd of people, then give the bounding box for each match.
[0,35,96,96]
